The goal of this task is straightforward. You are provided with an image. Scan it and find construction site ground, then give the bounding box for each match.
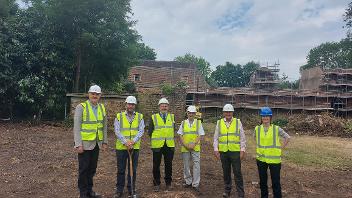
[1,122,351,198]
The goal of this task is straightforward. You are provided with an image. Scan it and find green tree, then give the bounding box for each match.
[174,53,212,78]
[134,42,157,60]
[300,40,352,71]
[211,62,243,87]
[211,61,259,87]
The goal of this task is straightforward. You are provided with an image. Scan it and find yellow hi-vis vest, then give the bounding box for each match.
[255,124,282,164]
[115,112,143,150]
[218,118,241,152]
[151,113,175,148]
[181,119,201,153]
[80,100,106,141]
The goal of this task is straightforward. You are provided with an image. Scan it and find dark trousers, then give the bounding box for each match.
[116,149,139,193]
[256,160,282,198]
[220,151,244,197]
[78,145,99,196]
[152,144,174,186]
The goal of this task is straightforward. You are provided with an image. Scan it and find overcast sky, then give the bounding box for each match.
[130,0,350,80]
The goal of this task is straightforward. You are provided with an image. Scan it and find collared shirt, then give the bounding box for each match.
[213,117,246,152]
[114,111,145,145]
[177,119,205,136]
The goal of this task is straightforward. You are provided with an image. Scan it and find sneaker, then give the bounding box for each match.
[88,191,102,198]
[222,192,231,198]
[183,183,192,188]
[153,185,160,192]
[128,191,137,198]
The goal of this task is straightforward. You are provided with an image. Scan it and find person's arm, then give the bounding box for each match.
[73,104,83,148]
[114,117,127,145]
[148,118,154,137]
[213,120,220,160]
[239,120,246,152]
[103,112,108,145]
[133,118,145,143]
[213,120,220,151]
[279,127,290,149]
[239,120,246,160]
[177,121,188,147]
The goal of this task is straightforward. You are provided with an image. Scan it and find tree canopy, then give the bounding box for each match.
[0,0,156,119]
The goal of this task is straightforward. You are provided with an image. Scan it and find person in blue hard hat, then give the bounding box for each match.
[254,107,290,198]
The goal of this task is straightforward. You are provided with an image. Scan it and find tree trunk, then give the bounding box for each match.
[74,44,82,92]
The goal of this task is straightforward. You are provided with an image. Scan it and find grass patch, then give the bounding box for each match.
[283,136,352,170]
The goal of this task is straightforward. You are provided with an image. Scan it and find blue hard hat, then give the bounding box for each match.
[260,107,272,116]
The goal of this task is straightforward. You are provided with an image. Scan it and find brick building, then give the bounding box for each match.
[128,60,209,92]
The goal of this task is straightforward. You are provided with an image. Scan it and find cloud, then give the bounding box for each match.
[131,0,349,80]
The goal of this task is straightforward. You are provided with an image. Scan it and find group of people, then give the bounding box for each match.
[73,85,290,198]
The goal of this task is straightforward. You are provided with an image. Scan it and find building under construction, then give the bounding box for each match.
[188,66,352,118]
[249,63,281,90]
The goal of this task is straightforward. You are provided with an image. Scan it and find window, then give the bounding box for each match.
[133,74,141,82]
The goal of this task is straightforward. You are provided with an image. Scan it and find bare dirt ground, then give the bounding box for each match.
[1,122,351,198]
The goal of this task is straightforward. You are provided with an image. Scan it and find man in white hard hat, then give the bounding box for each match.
[177,105,205,194]
[73,85,107,198]
[148,97,175,192]
[213,104,246,198]
[114,96,145,198]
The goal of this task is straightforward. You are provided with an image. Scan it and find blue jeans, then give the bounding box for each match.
[116,149,139,193]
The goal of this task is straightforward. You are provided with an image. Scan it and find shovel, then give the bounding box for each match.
[128,149,137,198]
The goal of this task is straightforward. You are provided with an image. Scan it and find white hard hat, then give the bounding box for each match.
[88,85,101,94]
[223,104,234,112]
[187,105,197,113]
[158,98,169,105]
[125,96,137,104]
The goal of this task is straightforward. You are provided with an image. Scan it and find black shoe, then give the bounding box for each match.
[153,185,160,192]
[183,183,192,188]
[193,186,202,195]
[222,192,230,198]
[88,191,102,198]
[114,192,123,198]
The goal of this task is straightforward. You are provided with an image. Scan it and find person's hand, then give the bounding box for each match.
[214,151,220,160]
[75,146,84,154]
[102,143,108,151]
[240,151,245,161]
[126,140,135,150]
[188,143,195,150]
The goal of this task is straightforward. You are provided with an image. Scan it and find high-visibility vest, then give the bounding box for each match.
[115,112,143,150]
[255,124,282,164]
[181,119,201,152]
[80,100,106,141]
[151,113,175,148]
[218,118,241,152]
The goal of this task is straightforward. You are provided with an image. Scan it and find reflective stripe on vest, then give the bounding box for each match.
[115,112,143,150]
[181,119,201,152]
[218,118,241,152]
[80,100,105,141]
[255,124,282,164]
[151,113,175,148]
